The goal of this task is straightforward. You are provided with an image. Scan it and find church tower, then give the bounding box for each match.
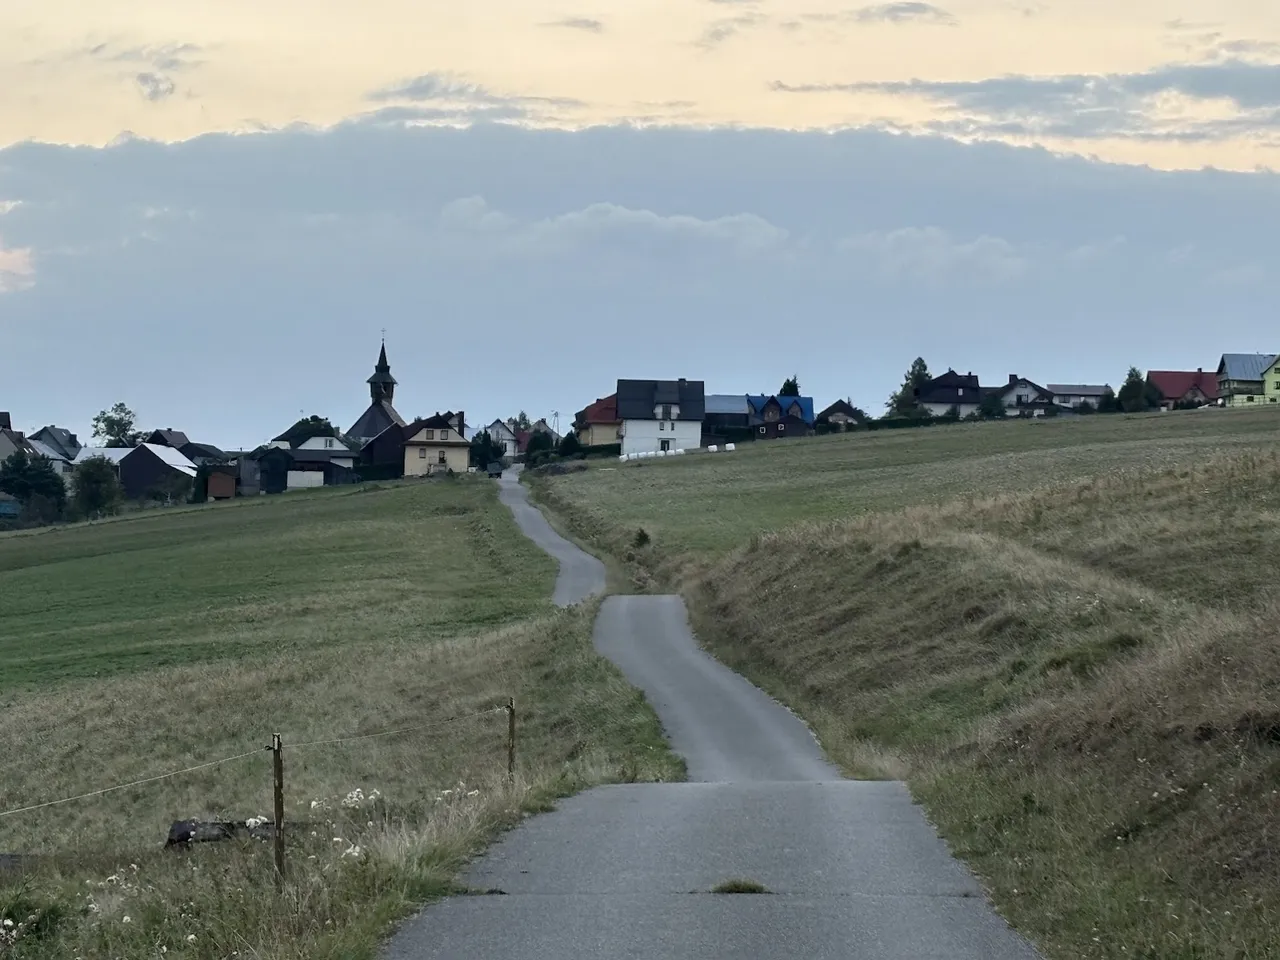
[367,340,397,404]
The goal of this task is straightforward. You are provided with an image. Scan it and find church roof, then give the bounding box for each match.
[348,400,405,441]
[367,343,397,386]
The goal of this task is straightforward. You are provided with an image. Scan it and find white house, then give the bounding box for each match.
[914,370,984,418]
[994,375,1056,416]
[616,378,705,456]
[484,419,520,459]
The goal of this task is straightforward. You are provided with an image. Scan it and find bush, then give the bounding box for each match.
[632,528,651,548]
[581,443,622,458]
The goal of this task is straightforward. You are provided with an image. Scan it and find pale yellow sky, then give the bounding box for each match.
[2,0,1278,169]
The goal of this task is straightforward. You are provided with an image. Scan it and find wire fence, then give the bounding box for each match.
[0,698,517,885]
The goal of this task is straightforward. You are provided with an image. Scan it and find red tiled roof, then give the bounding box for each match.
[1147,370,1219,401]
[515,430,532,453]
[576,394,618,425]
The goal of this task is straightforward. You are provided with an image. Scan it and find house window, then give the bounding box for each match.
[324,438,334,448]
[660,439,671,452]
[759,426,766,434]
[662,404,672,420]
[418,448,426,458]
[778,423,786,431]
[438,450,447,464]
[660,421,665,430]
[441,429,449,440]
[1247,395,1255,403]
[424,429,435,439]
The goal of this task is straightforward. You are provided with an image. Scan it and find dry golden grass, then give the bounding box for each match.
[684,452,1280,959]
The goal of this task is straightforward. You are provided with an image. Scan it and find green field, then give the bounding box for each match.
[0,478,680,959]
[534,409,1280,960]
[534,409,1280,580]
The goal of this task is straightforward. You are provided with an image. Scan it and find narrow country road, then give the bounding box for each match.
[384,469,1039,959]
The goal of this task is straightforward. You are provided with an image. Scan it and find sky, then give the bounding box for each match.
[1,1,1279,448]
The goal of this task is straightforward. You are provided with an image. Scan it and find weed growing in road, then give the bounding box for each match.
[711,879,770,894]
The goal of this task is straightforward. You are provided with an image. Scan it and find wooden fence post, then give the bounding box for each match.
[507,697,516,785]
[271,733,286,887]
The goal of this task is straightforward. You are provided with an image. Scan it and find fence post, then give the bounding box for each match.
[271,733,286,887]
[507,697,516,785]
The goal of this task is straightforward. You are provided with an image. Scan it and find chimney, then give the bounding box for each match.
[1197,367,1203,373]
[0,412,10,430]
[1009,374,1017,385]
[678,377,687,384]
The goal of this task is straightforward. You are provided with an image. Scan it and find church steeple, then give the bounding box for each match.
[367,339,397,404]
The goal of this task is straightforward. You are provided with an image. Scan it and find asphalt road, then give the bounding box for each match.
[384,471,1039,959]
[497,467,606,607]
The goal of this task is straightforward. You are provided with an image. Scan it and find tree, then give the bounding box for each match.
[558,430,582,457]
[508,411,532,432]
[0,449,67,518]
[1097,388,1120,414]
[1117,367,1158,413]
[470,430,506,467]
[885,358,932,417]
[779,376,801,397]
[979,392,1008,419]
[92,402,143,448]
[938,404,961,423]
[525,430,555,458]
[73,456,123,518]
[1077,400,1096,414]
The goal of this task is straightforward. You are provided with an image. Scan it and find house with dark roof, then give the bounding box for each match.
[1216,354,1278,408]
[1146,368,1220,410]
[817,399,866,428]
[747,395,816,439]
[145,429,190,449]
[0,413,25,461]
[254,416,359,492]
[348,341,407,444]
[914,370,985,418]
[403,411,469,475]
[573,395,620,447]
[991,375,1056,417]
[27,425,81,462]
[617,378,705,455]
[1047,384,1112,409]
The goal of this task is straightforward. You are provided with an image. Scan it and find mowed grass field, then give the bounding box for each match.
[534,409,1280,960]
[0,478,681,959]
[534,408,1280,581]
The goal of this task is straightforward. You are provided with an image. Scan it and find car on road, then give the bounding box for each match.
[486,461,504,478]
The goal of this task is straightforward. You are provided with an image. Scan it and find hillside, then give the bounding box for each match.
[534,412,1280,959]
[0,479,680,959]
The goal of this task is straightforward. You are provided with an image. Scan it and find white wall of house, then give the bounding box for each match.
[620,419,701,455]
[286,470,325,489]
[922,402,979,418]
[1002,381,1042,409]
[297,436,346,451]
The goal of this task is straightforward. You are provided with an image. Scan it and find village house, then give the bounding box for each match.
[747,394,816,438]
[817,399,864,428]
[403,411,469,475]
[1145,368,1219,410]
[252,417,358,493]
[617,378,705,455]
[74,443,198,500]
[572,395,620,447]
[1047,384,1112,409]
[992,375,1056,417]
[914,370,984,418]
[1216,354,1277,407]
[484,419,520,459]
[702,395,751,446]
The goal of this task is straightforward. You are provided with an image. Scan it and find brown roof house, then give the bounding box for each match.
[573,395,620,447]
[403,412,469,475]
[1146,368,1219,410]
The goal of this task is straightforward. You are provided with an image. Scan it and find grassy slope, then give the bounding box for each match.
[0,478,682,959]
[535,411,1280,960]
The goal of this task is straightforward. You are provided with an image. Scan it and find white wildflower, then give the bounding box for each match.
[2,919,12,927]
[122,916,132,924]
[186,934,197,943]
[246,816,269,829]
[342,843,362,858]
[466,790,480,798]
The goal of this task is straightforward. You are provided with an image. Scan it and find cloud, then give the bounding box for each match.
[365,72,584,122]
[0,122,1277,446]
[851,3,958,25]
[79,41,203,105]
[541,17,604,33]
[772,59,1280,141]
[136,72,177,102]
[0,239,34,293]
[840,227,1026,282]
[696,13,765,49]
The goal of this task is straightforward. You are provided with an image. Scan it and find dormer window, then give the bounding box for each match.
[441,430,449,440]
[324,438,334,449]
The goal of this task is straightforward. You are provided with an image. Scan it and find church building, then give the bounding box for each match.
[347,341,406,445]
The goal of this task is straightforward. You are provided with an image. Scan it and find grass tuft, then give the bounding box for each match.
[710,878,769,894]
